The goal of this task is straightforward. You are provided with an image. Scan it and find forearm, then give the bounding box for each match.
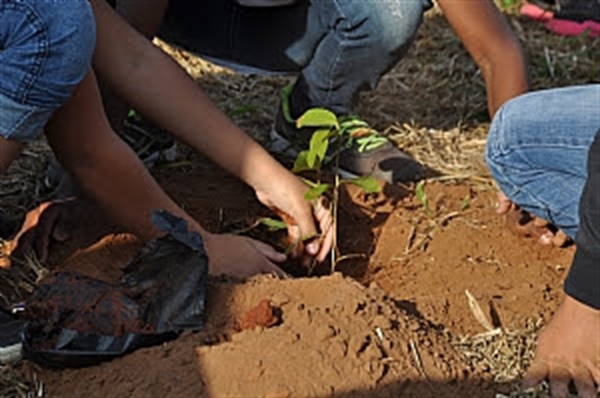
[89,0,288,193]
[45,71,206,241]
[0,136,23,173]
[477,42,529,117]
[439,0,529,117]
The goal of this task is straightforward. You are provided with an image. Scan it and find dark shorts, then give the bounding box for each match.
[158,0,309,72]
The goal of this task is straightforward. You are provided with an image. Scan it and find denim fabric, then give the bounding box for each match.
[0,0,96,141]
[287,0,433,114]
[159,0,432,114]
[486,85,600,238]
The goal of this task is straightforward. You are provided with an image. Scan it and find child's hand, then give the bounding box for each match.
[255,174,334,265]
[203,233,287,279]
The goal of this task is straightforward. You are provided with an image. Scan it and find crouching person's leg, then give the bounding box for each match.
[486,85,600,242]
[1,0,96,260]
[0,138,22,173]
[45,71,202,244]
[289,0,433,114]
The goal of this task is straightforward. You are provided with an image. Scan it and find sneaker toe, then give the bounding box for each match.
[340,143,425,184]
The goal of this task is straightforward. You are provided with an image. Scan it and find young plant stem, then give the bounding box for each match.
[330,137,341,272]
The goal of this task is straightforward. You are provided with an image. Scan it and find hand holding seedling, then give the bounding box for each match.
[289,108,382,270]
[256,181,334,265]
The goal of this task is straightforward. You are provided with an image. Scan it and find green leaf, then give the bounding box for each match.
[296,108,339,129]
[127,109,139,119]
[304,183,331,201]
[347,176,382,194]
[307,129,330,168]
[460,194,471,211]
[500,0,517,9]
[226,104,258,118]
[415,180,429,211]
[292,150,313,173]
[258,217,288,231]
[280,83,295,123]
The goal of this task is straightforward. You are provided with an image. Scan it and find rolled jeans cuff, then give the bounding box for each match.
[0,91,53,142]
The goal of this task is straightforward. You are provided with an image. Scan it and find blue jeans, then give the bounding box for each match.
[486,85,600,238]
[0,0,95,141]
[159,0,433,115]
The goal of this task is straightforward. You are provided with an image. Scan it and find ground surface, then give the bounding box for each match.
[17,165,573,398]
[1,4,598,398]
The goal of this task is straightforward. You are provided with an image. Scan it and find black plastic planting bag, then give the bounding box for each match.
[22,211,209,367]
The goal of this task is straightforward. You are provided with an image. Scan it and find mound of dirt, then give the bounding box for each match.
[33,239,491,398]
[197,273,490,398]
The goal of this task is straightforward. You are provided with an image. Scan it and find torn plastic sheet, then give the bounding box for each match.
[21,211,209,367]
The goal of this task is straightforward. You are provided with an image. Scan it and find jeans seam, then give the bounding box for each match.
[4,2,49,105]
[5,107,35,139]
[326,0,347,107]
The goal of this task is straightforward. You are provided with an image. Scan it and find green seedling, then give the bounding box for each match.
[258,217,288,231]
[415,180,430,215]
[292,108,382,271]
[226,104,259,118]
[460,194,471,212]
[499,0,517,9]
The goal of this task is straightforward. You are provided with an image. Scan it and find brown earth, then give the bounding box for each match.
[20,159,573,398]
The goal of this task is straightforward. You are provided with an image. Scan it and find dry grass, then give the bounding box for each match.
[0,364,43,398]
[0,1,598,396]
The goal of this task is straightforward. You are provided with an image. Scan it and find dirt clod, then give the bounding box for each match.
[238,299,280,330]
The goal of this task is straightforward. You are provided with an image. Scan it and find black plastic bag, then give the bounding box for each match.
[22,211,208,367]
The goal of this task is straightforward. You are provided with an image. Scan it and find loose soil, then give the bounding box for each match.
[4,7,594,396]
[19,160,573,398]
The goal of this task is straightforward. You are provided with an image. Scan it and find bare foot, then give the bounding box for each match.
[496,192,571,247]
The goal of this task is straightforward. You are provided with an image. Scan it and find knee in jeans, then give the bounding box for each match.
[336,0,428,54]
[485,96,524,168]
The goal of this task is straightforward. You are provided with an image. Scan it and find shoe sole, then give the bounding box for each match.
[0,343,22,364]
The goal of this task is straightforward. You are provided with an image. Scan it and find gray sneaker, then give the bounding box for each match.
[0,310,24,364]
[270,86,425,184]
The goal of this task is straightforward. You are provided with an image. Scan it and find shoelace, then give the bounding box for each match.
[339,116,388,153]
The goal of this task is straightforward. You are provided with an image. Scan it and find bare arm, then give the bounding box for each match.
[45,71,203,241]
[88,0,333,261]
[44,70,287,277]
[0,136,23,173]
[90,0,291,197]
[437,0,529,116]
